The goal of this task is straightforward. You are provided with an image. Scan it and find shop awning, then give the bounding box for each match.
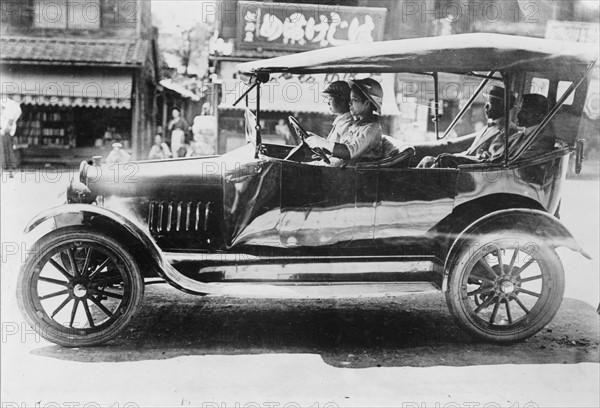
[159,79,201,101]
[219,73,400,116]
[0,69,132,109]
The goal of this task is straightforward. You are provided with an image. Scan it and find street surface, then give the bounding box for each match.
[1,168,599,407]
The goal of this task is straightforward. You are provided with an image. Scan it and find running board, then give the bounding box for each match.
[160,253,443,296]
[202,282,440,299]
[163,253,442,283]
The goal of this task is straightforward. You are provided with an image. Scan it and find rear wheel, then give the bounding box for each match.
[17,227,144,347]
[446,233,565,342]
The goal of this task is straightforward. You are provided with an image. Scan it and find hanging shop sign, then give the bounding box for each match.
[236,1,387,51]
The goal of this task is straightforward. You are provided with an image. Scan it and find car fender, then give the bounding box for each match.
[23,204,213,295]
[441,208,591,292]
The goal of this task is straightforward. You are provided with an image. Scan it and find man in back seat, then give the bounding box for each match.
[417,85,517,168]
[487,93,554,161]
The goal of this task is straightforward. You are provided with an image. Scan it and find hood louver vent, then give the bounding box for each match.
[148,201,212,233]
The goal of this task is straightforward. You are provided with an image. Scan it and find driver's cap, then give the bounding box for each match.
[322,81,350,98]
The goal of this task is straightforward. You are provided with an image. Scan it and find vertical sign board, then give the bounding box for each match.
[236,1,387,51]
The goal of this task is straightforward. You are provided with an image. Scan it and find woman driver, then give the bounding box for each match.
[322,80,353,144]
[306,78,383,166]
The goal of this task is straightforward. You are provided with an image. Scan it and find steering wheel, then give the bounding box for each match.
[287,116,330,164]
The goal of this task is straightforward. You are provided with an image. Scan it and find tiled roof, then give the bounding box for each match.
[0,36,150,67]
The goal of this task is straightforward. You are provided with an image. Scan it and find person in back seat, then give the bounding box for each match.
[486,93,554,161]
[417,85,518,168]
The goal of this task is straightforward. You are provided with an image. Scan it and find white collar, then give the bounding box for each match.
[333,112,352,124]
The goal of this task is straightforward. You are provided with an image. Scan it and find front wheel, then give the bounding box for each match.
[446,233,565,343]
[17,227,144,347]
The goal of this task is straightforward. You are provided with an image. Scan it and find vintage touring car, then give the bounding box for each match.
[17,34,597,346]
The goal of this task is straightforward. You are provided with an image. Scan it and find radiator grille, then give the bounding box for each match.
[148,201,212,233]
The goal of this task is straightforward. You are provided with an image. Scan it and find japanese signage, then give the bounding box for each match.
[237,1,387,50]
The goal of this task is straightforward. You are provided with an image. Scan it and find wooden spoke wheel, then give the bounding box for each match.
[446,233,565,343]
[17,227,144,347]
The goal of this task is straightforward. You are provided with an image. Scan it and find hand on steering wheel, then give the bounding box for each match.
[288,116,330,164]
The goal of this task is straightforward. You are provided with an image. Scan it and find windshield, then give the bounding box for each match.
[244,108,257,148]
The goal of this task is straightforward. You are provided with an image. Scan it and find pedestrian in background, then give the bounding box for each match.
[0,98,22,173]
[148,134,173,160]
[106,142,131,164]
[167,107,189,158]
[276,118,297,145]
[191,102,217,156]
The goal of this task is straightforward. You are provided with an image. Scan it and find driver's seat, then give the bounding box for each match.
[355,135,415,169]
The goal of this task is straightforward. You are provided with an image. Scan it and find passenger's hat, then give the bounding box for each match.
[348,78,384,114]
[322,80,350,97]
[522,93,549,114]
[484,85,516,108]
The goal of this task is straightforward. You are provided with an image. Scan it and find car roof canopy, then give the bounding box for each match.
[237,33,597,76]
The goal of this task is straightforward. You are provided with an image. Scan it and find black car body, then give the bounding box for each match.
[18,34,597,346]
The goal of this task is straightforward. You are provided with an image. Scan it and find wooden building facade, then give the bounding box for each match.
[0,0,159,165]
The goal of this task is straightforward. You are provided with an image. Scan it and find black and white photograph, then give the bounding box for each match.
[1,0,599,407]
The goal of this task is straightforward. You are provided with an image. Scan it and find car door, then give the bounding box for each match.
[279,162,360,248]
[223,158,282,248]
[354,167,379,244]
[375,168,459,240]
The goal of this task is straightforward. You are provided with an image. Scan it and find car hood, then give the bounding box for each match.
[85,144,256,197]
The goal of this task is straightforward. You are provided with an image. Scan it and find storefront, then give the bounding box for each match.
[0,36,159,166]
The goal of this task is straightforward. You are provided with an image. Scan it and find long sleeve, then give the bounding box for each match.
[345,122,383,160]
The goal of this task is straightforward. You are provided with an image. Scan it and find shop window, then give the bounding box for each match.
[73,107,131,148]
[557,81,575,105]
[16,107,75,147]
[427,99,460,134]
[33,0,101,30]
[529,77,550,97]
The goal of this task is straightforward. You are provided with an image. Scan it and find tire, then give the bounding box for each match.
[17,226,144,347]
[445,232,565,343]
